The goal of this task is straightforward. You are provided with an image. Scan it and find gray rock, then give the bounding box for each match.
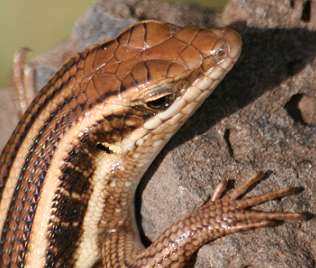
[0,89,18,147]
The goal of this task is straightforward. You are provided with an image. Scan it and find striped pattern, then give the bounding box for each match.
[0,21,243,267]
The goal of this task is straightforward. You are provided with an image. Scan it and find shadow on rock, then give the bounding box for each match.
[136,25,316,248]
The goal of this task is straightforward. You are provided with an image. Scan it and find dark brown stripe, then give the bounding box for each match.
[0,40,109,201]
[45,140,95,268]
[44,110,145,266]
[0,95,81,267]
[0,21,186,267]
[0,55,80,199]
[0,44,133,265]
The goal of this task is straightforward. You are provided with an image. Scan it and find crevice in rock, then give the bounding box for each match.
[290,0,295,8]
[127,3,146,20]
[285,93,316,125]
[285,93,305,123]
[223,128,234,158]
[301,0,311,22]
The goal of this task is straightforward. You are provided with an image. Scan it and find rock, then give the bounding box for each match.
[0,0,315,267]
[0,89,18,147]
[298,94,316,125]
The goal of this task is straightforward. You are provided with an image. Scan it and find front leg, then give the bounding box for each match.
[125,173,306,268]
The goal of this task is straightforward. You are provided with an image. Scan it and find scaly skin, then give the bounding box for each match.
[0,21,306,268]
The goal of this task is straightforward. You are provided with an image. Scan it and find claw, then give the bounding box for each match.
[234,186,303,210]
[206,172,307,228]
[211,179,228,201]
[224,171,265,200]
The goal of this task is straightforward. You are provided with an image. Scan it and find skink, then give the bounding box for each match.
[0,21,305,268]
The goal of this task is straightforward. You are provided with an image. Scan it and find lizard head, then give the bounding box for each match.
[85,20,241,168]
[105,21,242,157]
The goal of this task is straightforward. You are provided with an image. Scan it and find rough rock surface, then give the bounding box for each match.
[0,0,315,267]
[0,89,18,146]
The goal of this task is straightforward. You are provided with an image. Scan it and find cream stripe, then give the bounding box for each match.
[7,48,236,267]
[76,59,235,268]
[74,153,122,267]
[0,96,69,237]
[24,102,128,267]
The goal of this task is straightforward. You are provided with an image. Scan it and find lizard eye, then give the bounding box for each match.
[144,83,176,111]
[146,94,175,110]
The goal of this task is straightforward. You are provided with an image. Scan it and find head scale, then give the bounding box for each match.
[102,21,242,158]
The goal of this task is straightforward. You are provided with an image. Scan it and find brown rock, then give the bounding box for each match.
[0,89,18,147]
[298,95,316,125]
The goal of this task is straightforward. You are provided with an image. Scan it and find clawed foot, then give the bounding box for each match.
[129,171,311,268]
[205,172,308,233]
